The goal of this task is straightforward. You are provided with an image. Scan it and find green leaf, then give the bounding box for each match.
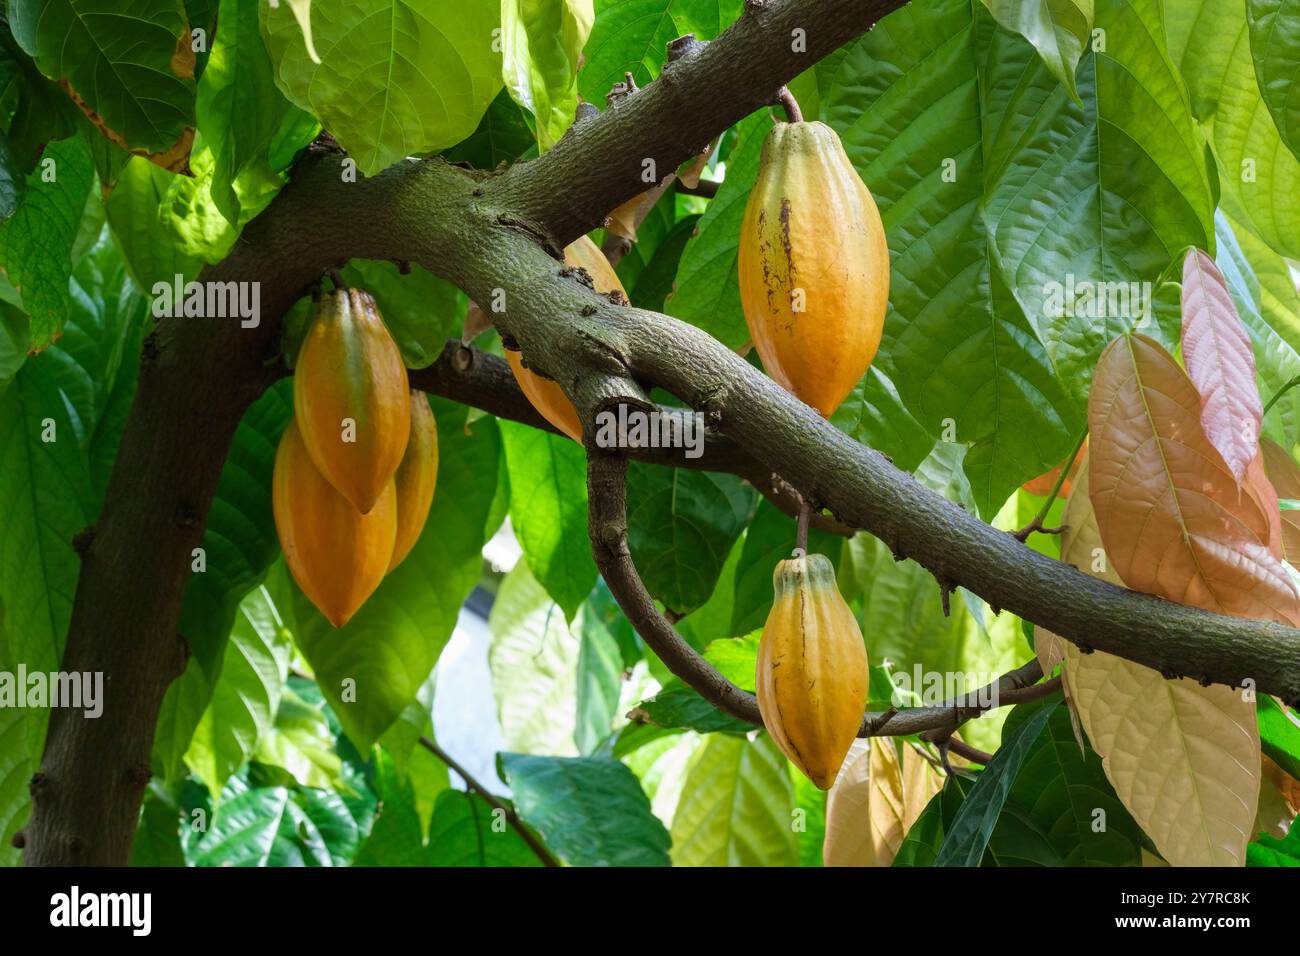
[630,633,757,735]
[665,111,772,351]
[253,683,345,790]
[18,0,194,153]
[190,780,358,866]
[676,533,741,652]
[625,462,754,616]
[1247,0,1300,163]
[1214,211,1300,449]
[627,212,699,313]
[1259,695,1300,782]
[105,157,206,291]
[1248,822,1300,866]
[892,773,974,866]
[669,732,799,866]
[198,0,317,226]
[158,136,240,263]
[730,499,843,637]
[489,561,581,755]
[184,585,293,797]
[578,0,742,104]
[501,0,592,150]
[979,0,1093,101]
[499,752,671,866]
[1169,0,1300,259]
[261,0,504,176]
[829,365,936,475]
[426,789,543,866]
[0,706,34,867]
[935,700,1057,866]
[129,784,185,866]
[500,420,595,622]
[0,26,79,173]
[0,136,94,347]
[440,87,539,170]
[793,771,827,867]
[292,402,504,750]
[0,129,23,221]
[575,592,625,754]
[353,748,427,866]
[340,259,464,370]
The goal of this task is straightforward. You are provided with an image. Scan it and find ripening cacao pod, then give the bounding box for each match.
[294,288,411,514]
[388,391,439,572]
[738,121,889,417]
[756,553,868,789]
[505,235,627,442]
[273,419,397,628]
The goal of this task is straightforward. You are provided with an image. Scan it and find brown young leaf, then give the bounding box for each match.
[1088,333,1298,625]
[822,738,941,867]
[1059,462,1263,867]
[1261,437,1300,562]
[1180,249,1262,484]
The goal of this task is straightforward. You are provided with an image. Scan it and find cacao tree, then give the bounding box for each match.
[0,0,1299,872]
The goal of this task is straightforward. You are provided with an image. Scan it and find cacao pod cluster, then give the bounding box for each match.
[744,112,884,788]
[756,553,869,789]
[273,287,439,627]
[504,235,628,442]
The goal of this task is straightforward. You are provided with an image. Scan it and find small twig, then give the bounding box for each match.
[675,178,720,198]
[794,499,811,555]
[418,737,560,868]
[774,86,803,123]
[1012,428,1088,541]
[1264,374,1300,417]
[945,738,993,766]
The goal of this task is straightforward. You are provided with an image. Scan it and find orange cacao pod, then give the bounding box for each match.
[506,235,626,442]
[388,391,439,572]
[294,288,410,513]
[273,418,397,628]
[756,553,868,789]
[738,121,889,417]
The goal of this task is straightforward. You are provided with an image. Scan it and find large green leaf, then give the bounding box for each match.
[575,590,625,754]
[665,111,771,351]
[440,87,538,171]
[630,633,757,736]
[501,0,592,150]
[252,680,345,790]
[198,0,317,226]
[488,561,581,756]
[935,700,1057,866]
[0,706,33,866]
[128,784,185,866]
[17,0,195,153]
[261,0,503,175]
[1169,0,1300,260]
[0,25,79,173]
[353,747,427,866]
[730,499,843,637]
[292,402,504,750]
[0,136,94,347]
[105,157,206,291]
[500,420,595,622]
[425,789,543,866]
[499,752,671,866]
[669,732,798,866]
[625,462,754,616]
[189,779,359,866]
[1247,0,1300,163]
[578,0,742,104]
[154,381,292,780]
[979,0,1093,101]
[184,586,293,797]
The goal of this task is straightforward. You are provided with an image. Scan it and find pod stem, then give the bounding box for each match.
[774,87,803,123]
[794,498,811,556]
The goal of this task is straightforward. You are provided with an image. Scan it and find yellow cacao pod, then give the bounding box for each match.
[756,553,868,789]
[506,235,626,442]
[388,391,439,572]
[294,288,411,514]
[738,121,889,417]
[273,418,397,628]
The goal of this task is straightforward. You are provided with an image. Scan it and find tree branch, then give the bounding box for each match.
[417,737,559,868]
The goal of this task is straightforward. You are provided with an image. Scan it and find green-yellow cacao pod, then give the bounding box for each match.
[756,552,869,789]
[738,121,889,418]
[294,288,411,514]
[505,235,626,442]
[388,391,439,572]
[273,418,397,628]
